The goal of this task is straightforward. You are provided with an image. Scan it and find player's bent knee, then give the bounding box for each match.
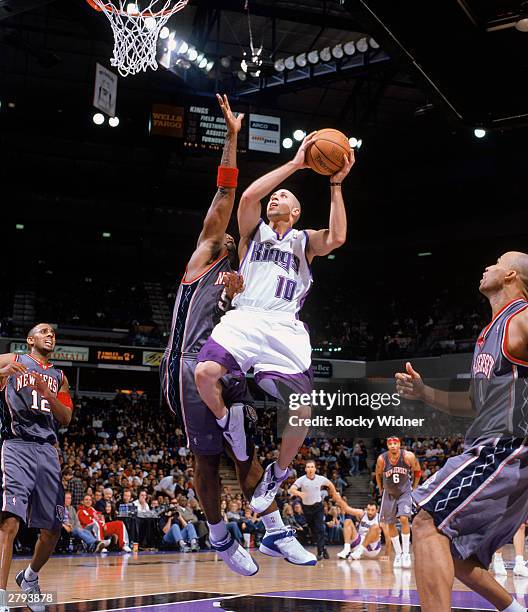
[194,361,221,389]
[400,515,409,525]
[413,509,436,538]
[294,403,312,419]
[0,514,20,537]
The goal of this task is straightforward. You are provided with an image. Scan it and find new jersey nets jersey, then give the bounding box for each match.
[0,354,63,444]
[381,450,412,497]
[234,220,312,316]
[466,298,528,445]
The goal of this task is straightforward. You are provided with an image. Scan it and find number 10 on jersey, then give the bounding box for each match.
[275,275,297,302]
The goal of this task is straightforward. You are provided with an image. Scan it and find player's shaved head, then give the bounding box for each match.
[507,251,528,295]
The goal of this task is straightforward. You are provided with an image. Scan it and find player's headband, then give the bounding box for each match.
[387,437,400,444]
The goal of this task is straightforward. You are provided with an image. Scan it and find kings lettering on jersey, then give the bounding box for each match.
[250,241,300,275]
[15,372,58,394]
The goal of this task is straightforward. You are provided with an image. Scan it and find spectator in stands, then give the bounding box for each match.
[155,471,179,499]
[220,500,243,543]
[177,496,208,544]
[96,488,114,513]
[133,490,150,513]
[62,492,110,553]
[159,499,199,552]
[77,494,131,552]
[64,468,84,508]
[325,505,343,544]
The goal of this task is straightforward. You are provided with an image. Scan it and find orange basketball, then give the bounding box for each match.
[306,128,351,176]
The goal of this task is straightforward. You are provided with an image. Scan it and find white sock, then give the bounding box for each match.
[515,555,524,565]
[261,510,285,532]
[208,520,228,543]
[24,565,38,582]
[0,589,6,607]
[216,413,228,429]
[273,463,288,479]
[391,536,402,555]
[501,599,525,612]
[402,533,410,554]
[342,542,351,553]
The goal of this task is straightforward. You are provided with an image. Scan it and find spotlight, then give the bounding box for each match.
[159,27,170,40]
[284,56,295,70]
[187,47,198,61]
[168,38,177,51]
[274,58,285,72]
[474,128,486,138]
[178,41,189,54]
[199,57,208,69]
[293,129,306,141]
[320,47,331,62]
[295,53,307,68]
[196,52,205,63]
[283,137,293,149]
[15,224,24,230]
[93,112,105,125]
[356,139,363,149]
[102,232,111,238]
[241,58,248,73]
[237,70,247,81]
[109,116,120,127]
[343,41,356,56]
[356,37,369,53]
[349,137,358,147]
[307,50,319,64]
[220,56,231,68]
[331,44,344,59]
[369,37,380,49]
[205,60,215,72]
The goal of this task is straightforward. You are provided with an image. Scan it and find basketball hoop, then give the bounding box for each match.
[87,0,188,77]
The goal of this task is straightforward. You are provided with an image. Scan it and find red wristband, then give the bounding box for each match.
[217,167,239,188]
[58,392,73,409]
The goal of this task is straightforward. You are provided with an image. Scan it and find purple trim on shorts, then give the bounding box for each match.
[351,534,361,548]
[366,540,382,552]
[196,338,243,377]
[254,368,313,397]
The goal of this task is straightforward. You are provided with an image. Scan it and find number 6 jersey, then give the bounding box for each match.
[381,450,412,497]
[0,354,63,444]
[234,219,313,316]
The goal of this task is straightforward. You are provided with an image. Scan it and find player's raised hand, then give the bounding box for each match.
[216,94,244,134]
[224,272,244,300]
[291,131,317,170]
[330,150,355,183]
[395,362,425,400]
[0,362,27,378]
[28,372,52,399]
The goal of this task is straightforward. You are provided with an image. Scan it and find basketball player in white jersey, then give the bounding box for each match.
[195,134,354,560]
[336,502,383,560]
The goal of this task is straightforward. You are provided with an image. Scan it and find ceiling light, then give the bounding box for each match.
[474,128,486,138]
[168,38,177,51]
[343,41,356,56]
[282,137,293,149]
[274,58,285,72]
[220,56,231,68]
[356,37,369,53]
[237,70,247,81]
[93,113,105,125]
[307,50,319,64]
[293,129,306,141]
[187,47,198,61]
[109,116,119,127]
[349,137,358,147]
[178,41,189,54]
[284,56,295,70]
[199,57,208,69]
[205,60,215,72]
[320,47,331,62]
[159,27,170,40]
[369,37,380,49]
[331,44,344,59]
[295,53,307,67]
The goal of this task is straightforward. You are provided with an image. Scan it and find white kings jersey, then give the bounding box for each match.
[358,512,380,538]
[234,219,313,316]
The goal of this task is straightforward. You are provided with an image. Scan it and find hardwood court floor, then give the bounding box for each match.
[6,545,526,611]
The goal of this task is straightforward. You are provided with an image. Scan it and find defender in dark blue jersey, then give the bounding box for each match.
[396,251,528,612]
[0,323,73,612]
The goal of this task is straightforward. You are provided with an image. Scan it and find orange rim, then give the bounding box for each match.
[86,0,187,17]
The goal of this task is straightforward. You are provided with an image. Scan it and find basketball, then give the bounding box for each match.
[306,128,351,176]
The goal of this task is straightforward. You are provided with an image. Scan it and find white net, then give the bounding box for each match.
[90,0,188,77]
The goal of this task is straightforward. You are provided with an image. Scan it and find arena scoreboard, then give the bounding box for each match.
[184,104,247,152]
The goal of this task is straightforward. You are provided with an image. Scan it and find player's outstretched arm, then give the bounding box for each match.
[305,151,355,263]
[395,362,475,417]
[186,94,244,278]
[237,131,317,238]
